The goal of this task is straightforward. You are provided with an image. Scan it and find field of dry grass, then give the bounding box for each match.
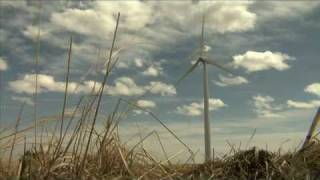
[0,124,320,180]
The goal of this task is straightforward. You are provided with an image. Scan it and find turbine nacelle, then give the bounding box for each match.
[176,57,236,85]
[198,57,206,63]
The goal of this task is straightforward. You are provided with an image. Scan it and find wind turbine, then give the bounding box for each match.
[177,15,236,162]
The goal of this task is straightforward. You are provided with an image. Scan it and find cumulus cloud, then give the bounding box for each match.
[6,1,259,82]
[107,79,176,96]
[107,78,176,96]
[146,81,176,96]
[136,100,156,108]
[214,75,248,87]
[203,2,256,33]
[252,95,283,118]
[106,77,146,96]
[287,100,320,109]
[0,57,8,71]
[51,8,116,37]
[142,65,163,77]
[176,98,226,116]
[114,57,149,69]
[11,96,34,106]
[8,74,97,94]
[9,74,176,97]
[115,62,129,69]
[134,58,145,68]
[152,1,256,34]
[93,1,153,30]
[304,83,320,97]
[51,1,152,37]
[232,51,293,73]
[49,1,256,41]
[22,25,52,41]
[9,74,64,94]
[255,1,320,20]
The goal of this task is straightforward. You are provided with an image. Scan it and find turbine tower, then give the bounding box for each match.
[177,14,235,162]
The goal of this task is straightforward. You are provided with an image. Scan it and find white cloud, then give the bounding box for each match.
[11,96,34,106]
[0,1,27,9]
[203,2,256,33]
[232,51,293,73]
[134,58,145,68]
[8,1,259,80]
[106,77,146,96]
[9,73,177,98]
[51,8,116,37]
[51,1,152,37]
[214,75,248,87]
[176,98,226,116]
[286,83,320,109]
[9,74,62,94]
[115,61,130,69]
[152,1,256,34]
[287,100,320,109]
[0,57,8,71]
[133,99,157,115]
[132,110,146,115]
[115,56,148,69]
[177,102,202,116]
[304,83,320,97]
[252,95,283,118]
[142,65,163,77]
[49,1,256,42]
[255,1,320,20]
[146,81,176,96]
[8,74,97,95]
[93,1,153,31]
[22,25,51,41]
[107,77,176,97]
[136,100,156,108]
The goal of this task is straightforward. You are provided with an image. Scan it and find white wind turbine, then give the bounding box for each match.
[177,15,236,162]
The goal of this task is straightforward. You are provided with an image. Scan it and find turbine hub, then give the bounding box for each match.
[199,57,206,62]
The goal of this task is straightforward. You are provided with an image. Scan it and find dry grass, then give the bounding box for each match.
[1,133,319,179]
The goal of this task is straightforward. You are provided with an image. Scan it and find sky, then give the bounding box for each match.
[1,0,320,162]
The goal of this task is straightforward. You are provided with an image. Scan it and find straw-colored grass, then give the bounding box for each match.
[1,132,319,179]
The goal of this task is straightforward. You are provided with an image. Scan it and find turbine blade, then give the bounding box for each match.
[200,14,205,57]
[186,47,202,62]
[205,59,237,76]
[176,60,200,85]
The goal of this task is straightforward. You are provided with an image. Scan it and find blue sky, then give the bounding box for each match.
[1,1,320,161]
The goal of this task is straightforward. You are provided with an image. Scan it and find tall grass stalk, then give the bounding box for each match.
[119,98,195,162]
[54,36,73,158]
[79,12,121,175]
[33,2,42,150]
[7,102,25,176]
